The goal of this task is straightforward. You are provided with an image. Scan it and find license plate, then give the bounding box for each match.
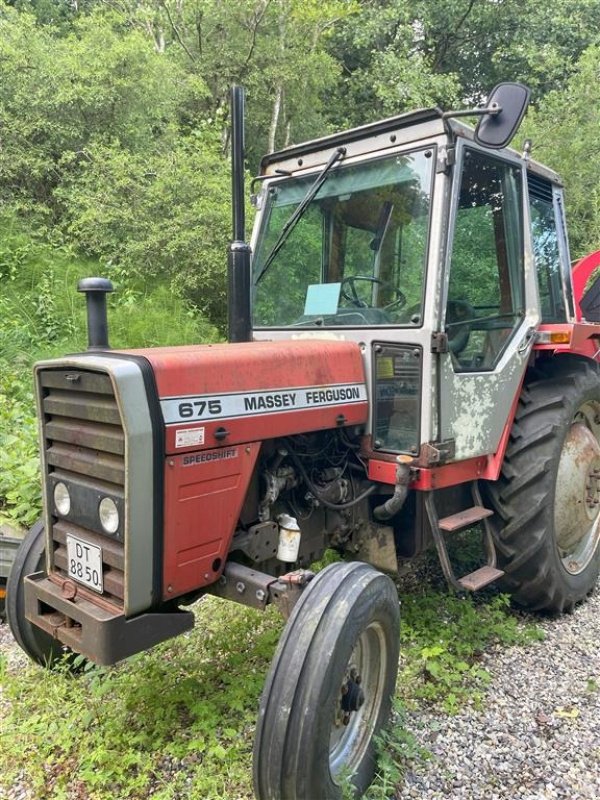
[66,535,103,593]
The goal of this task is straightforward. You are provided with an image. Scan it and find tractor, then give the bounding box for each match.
[6,83,600,799]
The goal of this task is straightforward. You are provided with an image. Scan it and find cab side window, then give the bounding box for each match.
[444,148,525,372]
[527,174,567,322]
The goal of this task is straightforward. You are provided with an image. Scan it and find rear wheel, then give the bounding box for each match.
[486,358,600,612]
[253,561,400,800]
[6,520,72,666]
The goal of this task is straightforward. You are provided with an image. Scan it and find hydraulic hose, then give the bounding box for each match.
[373,461,411,521]
[284,441,377,510]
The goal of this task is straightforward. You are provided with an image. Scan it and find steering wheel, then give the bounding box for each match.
[340,275,406,311]
[445,299,475,354]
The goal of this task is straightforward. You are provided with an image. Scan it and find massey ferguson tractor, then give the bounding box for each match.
[7,83,600,799]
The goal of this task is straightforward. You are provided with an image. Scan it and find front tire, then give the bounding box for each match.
[6,520,72,666]
[253,562,400,800]
[486,358,600,612]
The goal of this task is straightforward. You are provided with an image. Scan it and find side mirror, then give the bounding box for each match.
[474,82,531,150]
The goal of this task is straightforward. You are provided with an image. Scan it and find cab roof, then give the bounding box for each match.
[259,107,562,187]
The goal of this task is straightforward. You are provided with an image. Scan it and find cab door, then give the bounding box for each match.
[438,142,539,460]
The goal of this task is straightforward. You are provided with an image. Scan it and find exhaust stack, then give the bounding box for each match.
[77,277,114,351]
[227,85,252,343]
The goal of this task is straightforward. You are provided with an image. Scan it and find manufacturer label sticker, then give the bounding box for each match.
[175,427,205,448]
[181,448,239,466]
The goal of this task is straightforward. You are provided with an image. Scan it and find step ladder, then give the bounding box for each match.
[424,482,504,592]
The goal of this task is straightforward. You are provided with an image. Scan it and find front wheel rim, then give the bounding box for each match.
[329,621,387,779]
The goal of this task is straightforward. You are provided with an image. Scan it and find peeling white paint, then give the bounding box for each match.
[290,331,347,341]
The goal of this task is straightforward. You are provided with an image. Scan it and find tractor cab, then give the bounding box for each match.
[250,93,574,462]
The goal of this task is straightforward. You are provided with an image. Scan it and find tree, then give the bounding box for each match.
[522,44,600,259]
[324,0,600,129]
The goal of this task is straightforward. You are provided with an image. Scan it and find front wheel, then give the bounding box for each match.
[6,520,72,667]
[253,562,400,800]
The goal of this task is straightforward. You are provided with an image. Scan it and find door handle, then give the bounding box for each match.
[518,326,536,354]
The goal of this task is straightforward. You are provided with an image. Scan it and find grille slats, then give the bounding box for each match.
[53,521,124,570]
[41,369,126,610]
[47,442,125,485]
[46,418,124,455]
[54,548,124,599]
[40,370,114,395]
[50,468,124,498]
[43,389,121,425]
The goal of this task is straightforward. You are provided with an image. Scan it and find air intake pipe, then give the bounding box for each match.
[77,277,114,351]
[227,85,252,343]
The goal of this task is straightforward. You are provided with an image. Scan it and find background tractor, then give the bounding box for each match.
[7,83,600,799]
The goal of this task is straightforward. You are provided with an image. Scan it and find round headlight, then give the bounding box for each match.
[99,497,119,534]
[53,482,71,516]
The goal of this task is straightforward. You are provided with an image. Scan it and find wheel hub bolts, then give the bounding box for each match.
[341,671,365,721]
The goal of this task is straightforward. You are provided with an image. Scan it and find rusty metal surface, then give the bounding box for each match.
[45,418,124,455]
[230,521,279,563]
[208,561,276,611]
[40,369,114,394]
[43,390,121,425]
[352,522,399,574]
[46,442,124,485]
[207,561,313,619]
[458,565,504,591]
[50,522,125,607]
[438,505,494,532]
[47,572,123,615]
[53,548,124,600]
[554,409,600,575]
[25,572,193,665]
[39,367,127,610]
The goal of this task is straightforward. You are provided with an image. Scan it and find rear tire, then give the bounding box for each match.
[253,562,400,800]
[486,358,600,612]
[6,520,73,667]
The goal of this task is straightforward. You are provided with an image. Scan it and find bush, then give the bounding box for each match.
[0,212,219,525]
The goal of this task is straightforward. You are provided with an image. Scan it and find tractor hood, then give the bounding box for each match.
[120,339,368,455]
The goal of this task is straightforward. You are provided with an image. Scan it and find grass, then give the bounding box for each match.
[1,598,282,800]
[0,216,220,529]
[0,555,542,800]
[0,217,544,799]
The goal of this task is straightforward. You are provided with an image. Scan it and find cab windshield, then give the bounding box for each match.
[252,148,434,328]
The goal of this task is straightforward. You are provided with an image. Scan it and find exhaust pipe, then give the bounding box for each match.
[77,277,114,351]
[227,85,252,343]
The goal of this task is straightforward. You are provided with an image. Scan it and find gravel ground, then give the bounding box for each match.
[1,592,599,799]
[398,589,600,800]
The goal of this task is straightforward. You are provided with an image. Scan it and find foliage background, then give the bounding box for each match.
[0,1,595,796]
[2,0,598,524]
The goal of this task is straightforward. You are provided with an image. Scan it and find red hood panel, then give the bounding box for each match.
[117,340,369,454]
[120,340,365,396]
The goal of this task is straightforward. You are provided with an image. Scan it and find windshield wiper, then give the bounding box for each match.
[254,146,346,285]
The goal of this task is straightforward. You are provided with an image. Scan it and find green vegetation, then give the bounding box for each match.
[0,0,595,797]
[0,214,218,527]
[0,583,541,799]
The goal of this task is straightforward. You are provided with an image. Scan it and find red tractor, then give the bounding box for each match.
[7,84,600,799]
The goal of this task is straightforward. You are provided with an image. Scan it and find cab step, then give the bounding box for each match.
[424,482,502,593]
[438,506,493,532]
[458,566,504,592]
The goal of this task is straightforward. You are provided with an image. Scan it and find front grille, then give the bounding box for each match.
[39,369,125,608]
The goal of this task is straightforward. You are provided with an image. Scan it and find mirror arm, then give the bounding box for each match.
[442,102,501,121]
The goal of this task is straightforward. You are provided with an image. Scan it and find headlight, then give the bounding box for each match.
[53,482,71,516]
[99,497,119,534]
